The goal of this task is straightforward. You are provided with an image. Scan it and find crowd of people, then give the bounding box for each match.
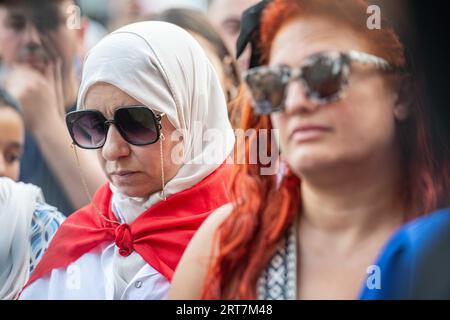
[0,0,449,300]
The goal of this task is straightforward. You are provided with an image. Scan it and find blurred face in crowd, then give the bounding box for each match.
[190,32,227,97]
[269,17,406,180]
[208,0,260,71]
[0,106,24,181]
[0,0,84,80]
[84,83,182,198]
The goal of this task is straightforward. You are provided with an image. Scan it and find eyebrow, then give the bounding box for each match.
[6,6,30,19]
[104,104,145,116]
[6,12,27,23]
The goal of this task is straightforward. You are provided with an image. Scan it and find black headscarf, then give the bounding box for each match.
[236,0,271,68]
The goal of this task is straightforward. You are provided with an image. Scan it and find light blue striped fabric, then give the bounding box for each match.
[29,201,66,275]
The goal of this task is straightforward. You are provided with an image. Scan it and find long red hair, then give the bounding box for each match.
[202,0,450,299]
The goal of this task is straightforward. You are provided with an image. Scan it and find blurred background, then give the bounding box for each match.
[78,0,450,138]
[78,0,208,33]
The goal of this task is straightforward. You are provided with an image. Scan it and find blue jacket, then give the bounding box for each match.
[360,207,450,299]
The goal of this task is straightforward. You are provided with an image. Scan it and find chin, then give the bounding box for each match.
[287,149,336,176]
[116,186,153,198]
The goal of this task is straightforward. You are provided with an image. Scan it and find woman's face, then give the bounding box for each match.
[269,17,403,179]
[0,107,24,181]
[84,83,183,198]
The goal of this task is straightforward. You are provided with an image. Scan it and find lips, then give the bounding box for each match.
[110,171,140,184]
[21,56,47,72]
[111,171,139,177]
[289,124,332,143]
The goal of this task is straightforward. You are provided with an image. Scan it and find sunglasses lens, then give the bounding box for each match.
[245,67,288,114]
[67,111,106,149]
[115,107,159,145]
[303,55,346,101]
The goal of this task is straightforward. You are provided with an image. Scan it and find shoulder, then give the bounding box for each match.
[360,207,450,299]
[21,244,111,300]
[198,203,234,237]
[382,207,450,255]
[187,203,235,257]
[31,201,66,238]
[30,201,66,273]
[168,203,234,299]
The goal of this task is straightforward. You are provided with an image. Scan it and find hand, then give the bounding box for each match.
[3,33,65,133]
[3,62,65,133]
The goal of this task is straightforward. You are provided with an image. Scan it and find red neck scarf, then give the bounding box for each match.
[25,164,231,289]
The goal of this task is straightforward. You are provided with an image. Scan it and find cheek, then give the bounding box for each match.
[163,138,183,179]
[0,32,21,60]
[337,82,397,148]
[5,162,20,181]
[96,150,108,174]
[133,146,161,175]
[54,30,77,61]
[270,114,290,150]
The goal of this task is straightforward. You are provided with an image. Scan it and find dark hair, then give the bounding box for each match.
[0,0,80,31]
[0,0,75,6]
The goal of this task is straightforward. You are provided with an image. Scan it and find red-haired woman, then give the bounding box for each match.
[169,0,450,299]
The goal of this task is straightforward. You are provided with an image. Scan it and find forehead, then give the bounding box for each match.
[0,0,69,22]
[83,83,143,116]
[269,17,371,67]
[0,107,24,142]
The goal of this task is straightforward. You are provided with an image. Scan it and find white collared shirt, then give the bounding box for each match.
[20,196,171,300]
[20,242,170,300]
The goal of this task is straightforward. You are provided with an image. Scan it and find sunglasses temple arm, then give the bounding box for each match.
[71,143,120,225]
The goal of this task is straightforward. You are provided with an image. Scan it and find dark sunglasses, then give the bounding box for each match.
[66,106,164,149]
[243,50,406,115]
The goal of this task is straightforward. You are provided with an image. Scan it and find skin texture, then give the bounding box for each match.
[0,107,24,181]
[0,0,106,210]
[207,0,260,71]
[84,82,183,198]
[168,16,408,300]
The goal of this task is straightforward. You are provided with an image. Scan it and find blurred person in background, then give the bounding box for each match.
[107,0,206,31]
[0,0,106,215]
[0,87,65,300]
[0,88,23,181]
[150,8,241,124]
[207,0,260,71]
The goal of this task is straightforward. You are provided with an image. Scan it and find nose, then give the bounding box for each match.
[21,22,42,48]
[283,81,320,115]
[101,125,131,161]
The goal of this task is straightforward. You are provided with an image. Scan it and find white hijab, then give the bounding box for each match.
[76,22,235,295]
[77,21,235,216]
[0,178,43,300]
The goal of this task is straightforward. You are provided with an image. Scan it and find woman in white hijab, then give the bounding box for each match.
[19,21,235,300]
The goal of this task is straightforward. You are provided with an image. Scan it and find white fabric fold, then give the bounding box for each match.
[0,178,43,300]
